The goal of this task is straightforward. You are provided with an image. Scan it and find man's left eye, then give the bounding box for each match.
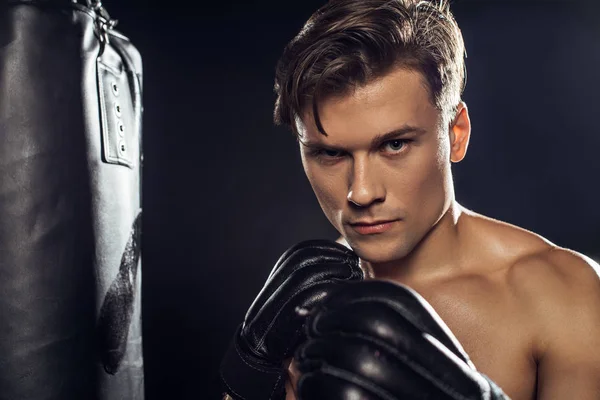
[384,140,407,152]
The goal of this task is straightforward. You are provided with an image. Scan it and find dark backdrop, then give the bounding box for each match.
[103,0,600,398]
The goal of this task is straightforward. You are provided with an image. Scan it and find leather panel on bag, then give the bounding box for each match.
[97,40,140,168]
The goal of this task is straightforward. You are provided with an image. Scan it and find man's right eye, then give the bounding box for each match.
[308,148,343,159]
[321,149,343,158]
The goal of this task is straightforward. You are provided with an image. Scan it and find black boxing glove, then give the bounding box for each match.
[220,240,364,400]
[296,280,510,400]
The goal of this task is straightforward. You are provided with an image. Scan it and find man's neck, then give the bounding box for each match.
[361,201,467,284]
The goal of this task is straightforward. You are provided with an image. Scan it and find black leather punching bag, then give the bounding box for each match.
[0,1,144,399]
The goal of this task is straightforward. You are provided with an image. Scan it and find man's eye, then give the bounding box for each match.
[311,148,343,158]
[323,149,342,157]
[383,139,408,153]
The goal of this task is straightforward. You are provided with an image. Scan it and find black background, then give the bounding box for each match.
[104,0,600,398]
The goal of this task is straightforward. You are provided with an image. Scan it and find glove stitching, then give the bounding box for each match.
[224,339,284,400]
[272,241,356,280]
[267,372,285,400]
[274,252,359,285]
[235,338,282,375]
[254,287,303,350]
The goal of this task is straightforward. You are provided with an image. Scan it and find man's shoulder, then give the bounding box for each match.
[463,210,600,381]
[465,209,600,303]
[463,207,555,255]
[504,244,600,346]
[511,248,600,373]
[506,246,600,362]
[507,245,600,298]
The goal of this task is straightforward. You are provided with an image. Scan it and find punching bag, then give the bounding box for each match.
[0,1,144,399]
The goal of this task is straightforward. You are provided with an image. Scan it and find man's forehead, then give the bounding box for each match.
[295,69,437,146]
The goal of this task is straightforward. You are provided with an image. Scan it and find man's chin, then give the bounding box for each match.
[346,240,408,266]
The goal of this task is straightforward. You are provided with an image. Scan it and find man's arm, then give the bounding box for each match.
[535,249,600,399]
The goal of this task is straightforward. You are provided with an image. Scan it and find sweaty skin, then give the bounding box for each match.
[284,67,600,400]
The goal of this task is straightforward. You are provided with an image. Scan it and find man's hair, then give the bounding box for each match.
[273,0,466,136]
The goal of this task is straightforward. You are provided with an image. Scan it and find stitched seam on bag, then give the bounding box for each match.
[97,64,112,162]
[97,61,134,167]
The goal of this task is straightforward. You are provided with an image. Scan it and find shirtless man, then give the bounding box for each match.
[219,1,600,399]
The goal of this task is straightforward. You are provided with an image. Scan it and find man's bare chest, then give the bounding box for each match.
[406,278,538,400]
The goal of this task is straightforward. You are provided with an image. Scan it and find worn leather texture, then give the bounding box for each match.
[0,1,144,399]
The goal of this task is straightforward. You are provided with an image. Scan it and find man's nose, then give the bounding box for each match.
[346,157,385,208]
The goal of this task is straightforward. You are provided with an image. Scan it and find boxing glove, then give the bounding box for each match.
[296,280,509,400]
[220,240,364,400]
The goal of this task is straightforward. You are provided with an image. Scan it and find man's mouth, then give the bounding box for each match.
[349,219,398,235]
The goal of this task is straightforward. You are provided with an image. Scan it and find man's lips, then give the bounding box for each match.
[349,219,397,226]
[348,219,399,235]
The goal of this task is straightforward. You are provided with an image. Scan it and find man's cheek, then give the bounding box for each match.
[413,163,449,222]
[311,174,342,207]
[315,189,341,222]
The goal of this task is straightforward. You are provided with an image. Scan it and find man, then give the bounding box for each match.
[220,1,600,399]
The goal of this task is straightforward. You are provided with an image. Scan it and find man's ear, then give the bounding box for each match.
[449,102,471,163]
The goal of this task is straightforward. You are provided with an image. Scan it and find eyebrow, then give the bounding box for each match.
[301,125,427,151]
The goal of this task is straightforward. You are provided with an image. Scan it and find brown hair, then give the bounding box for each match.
[273,0,466,136]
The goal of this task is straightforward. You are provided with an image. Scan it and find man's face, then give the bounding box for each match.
[297,67,457,264]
